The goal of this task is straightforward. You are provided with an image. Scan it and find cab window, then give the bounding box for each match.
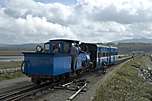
[44,43,50,52]
[51,41,61,53]
[63,42,70,53]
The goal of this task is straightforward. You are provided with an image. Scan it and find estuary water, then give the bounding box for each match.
[0,56,23,62]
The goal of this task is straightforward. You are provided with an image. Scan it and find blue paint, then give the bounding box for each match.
[23,53,53,76]
[53,55,71,75]
[23,53,72,76]
[76,52,90,70]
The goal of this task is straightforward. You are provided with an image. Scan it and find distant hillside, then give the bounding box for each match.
[116,43,152,54]
[0,42,152,54]
[0,43,42,51]
[113,38,152,43]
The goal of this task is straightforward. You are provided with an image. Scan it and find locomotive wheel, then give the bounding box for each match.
[31,77,41,84]
[76,69,82,77]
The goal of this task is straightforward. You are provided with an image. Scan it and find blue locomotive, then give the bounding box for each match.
[21,39,118,84]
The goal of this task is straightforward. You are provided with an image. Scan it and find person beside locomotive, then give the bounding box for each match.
[70,43,79,73]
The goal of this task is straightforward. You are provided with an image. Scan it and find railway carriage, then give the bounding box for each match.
[95,45,118,69]
[110,47,118,64]
[21,39,118,84]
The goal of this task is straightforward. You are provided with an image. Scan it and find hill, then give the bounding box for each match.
[113,38,152,43]
[94,56,152,101]
[0,43,43,51]
[116,43,152,54]
[0,42,152,55]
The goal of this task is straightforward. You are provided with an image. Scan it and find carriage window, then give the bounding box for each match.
[103,52,106,57]
[107,52,109,56]
[98,52,100,58]
[106,52,108,56]
[109,52,111,56]
[105,52,107,56]
[102,53,104,57]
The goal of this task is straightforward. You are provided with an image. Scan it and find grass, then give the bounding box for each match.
[0,61,21,69]
[0,51,25,80]
[0,61,24,81]
[0,72,25,81]
[94,56,152,101]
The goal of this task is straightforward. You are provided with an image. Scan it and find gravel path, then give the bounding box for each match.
[0,77,31,90]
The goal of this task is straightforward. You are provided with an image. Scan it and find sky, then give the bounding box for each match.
[0,0,152,44]
[35,0,77,5]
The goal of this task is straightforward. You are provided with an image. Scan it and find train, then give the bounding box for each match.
[21,39,118,84]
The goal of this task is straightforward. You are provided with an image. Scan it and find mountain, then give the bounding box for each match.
[113,38,152,43]
[0,43,42,51]
[116,43,152,54]
[1,39,152,54]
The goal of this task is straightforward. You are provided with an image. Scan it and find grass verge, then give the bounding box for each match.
[94,56,152,101]
[0,72,25,81]
[0,61,21,69]
[0,61,24,81]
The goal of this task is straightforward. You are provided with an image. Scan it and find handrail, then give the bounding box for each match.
[21,61,26,73]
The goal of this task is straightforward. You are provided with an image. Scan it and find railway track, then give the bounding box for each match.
[0,81,58,101]
[0,83,38,101]
[5,84,52,101]
[0,79,88,101]
[0,83,34,97]
[0,79,76,101]
[0,57,131,101]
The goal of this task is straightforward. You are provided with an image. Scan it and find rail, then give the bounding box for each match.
[0,56,131,101]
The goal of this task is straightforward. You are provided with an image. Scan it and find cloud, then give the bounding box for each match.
[0,0,152,44]
[0,6,76,43]
[77,0,152,24]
